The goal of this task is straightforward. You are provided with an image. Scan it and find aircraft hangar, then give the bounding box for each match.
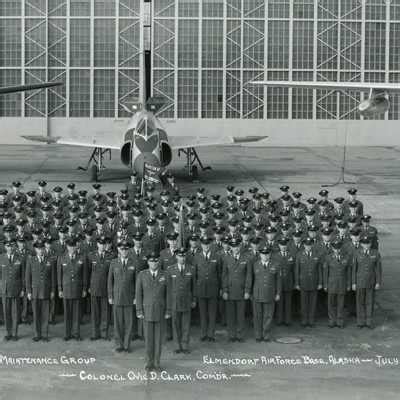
[1,0,400,145]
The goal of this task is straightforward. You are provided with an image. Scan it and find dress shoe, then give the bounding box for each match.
[174,349,182,354]
[90,336,100,341]
[32,336,41,342]
[308,323,315,328]
[237,338,245,343]
[3,335,12,341]
[42,337,50,342]
[366,323,374,329]
[337,323,344,329]
[12,336,18,341]
[357,324,364,329]
[73,335,82,341]
[138,336,144,341]
[145,364,154,371]
[228,337,236,343]
[166,336,173,341]
[115,347,124,352]
[328,322,336,328]
[255,338,262,343]
[124,348,132,353]
[182,349,191,354]
[208,337,216,342]
[200,336,208,342]
[263,337,271,342]
[63,336,72,341]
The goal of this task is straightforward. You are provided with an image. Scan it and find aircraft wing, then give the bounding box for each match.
[21,135,121,150]
[0,82,63,95]
[168,135,268,150]
[250,81,400,93]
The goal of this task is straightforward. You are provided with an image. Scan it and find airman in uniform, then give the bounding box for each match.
[222,238,251,342]
[248,247,281,341]
[352,236,382,328]
[26,240,56,341]
[167,248,196,354]
[57,238,88,341]
[275,238,295,326]
[136,252,170,371]
[193,237,221,341]
[295,238,323,327]
[108,241,136,352]
[88,238,111,340]
[1,239,25,340]
[323,240,352,328]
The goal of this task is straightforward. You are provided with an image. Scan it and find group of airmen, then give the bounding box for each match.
[0,173,383,371]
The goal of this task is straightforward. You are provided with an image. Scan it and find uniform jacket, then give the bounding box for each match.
[352,249,382,289]
[222,253,252,300]
[167,264,196,312]
[130,249,149,276]
[159,248,177,271]
[295,250,323,291]
[57,253,88,299]
[274,251,295,291]
[107,257,136,306]
[26,254,56,299]
[88,252,111,297]
[0,253,25,297]
[249,260,281,303]
[136,269,168,322]
[323,252,352,294]
[193,250,221,298]
[142,233,162,256]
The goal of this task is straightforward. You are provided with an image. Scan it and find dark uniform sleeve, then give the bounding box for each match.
[107,263,114,300]
[323,259,329,289]
[25,256,32,295]
[295,254,300,288]
[83,255,89,292]
[376,252,383,286]
[222,258,229,295]
[318,256,323,287]
[51,257,57,294]
[346,257,352,290]
[245,261,253,295]
[135,271,143,316]
[352,255,358,287]
[57,256,63,293]
[191,265,196,301]
[166,269,172,312]
[276,268,282,297]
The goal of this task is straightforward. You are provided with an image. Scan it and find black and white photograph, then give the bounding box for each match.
[0,0,399,399]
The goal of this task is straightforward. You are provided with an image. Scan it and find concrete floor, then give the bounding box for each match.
[0,144,399,400]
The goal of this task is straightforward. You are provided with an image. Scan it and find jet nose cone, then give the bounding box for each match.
[133,152,161,177]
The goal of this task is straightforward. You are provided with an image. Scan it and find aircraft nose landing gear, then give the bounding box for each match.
[78,147,111,182]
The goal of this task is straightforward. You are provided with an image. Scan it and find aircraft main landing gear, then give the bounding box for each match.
[78,147,111,182]
[178,147,211,181]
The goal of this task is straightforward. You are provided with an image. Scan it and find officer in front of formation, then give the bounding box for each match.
[136,252,170,371]
[26,240,56,341]
[57,238,88,341]
[167,248,196,354]
[108,241,136,352]
[1,239,25,341]
[352,236,382,329]
[88,238,111,341]
[192,237,221,342]
[323,240,352,328]
[249,247,281,342]
[295,238,323,327]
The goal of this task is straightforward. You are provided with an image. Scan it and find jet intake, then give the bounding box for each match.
[358,94,390,116]
[160,141,172,167]
[120,142,132,166]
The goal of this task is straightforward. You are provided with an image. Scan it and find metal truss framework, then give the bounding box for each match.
[1,0,400,121]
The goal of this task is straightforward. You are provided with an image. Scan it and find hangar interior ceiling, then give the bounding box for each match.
[0,0,400,121]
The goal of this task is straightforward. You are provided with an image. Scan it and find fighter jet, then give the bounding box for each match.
[22,0,267,182]
[250,81,400,117]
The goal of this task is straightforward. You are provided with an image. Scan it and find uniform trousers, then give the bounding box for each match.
[226,300,245,339]
[198,297,217,338]
[32,299,50,338]
[300,290,318,325]
[91,296,110,338]
[2,297,20,337]
[113,305,134,349]
[143,320,163,368]
[253,301,275,340]
[277,290,292,325]
[172,310,191,349]
[327,293,345,326]
[63,298,81,338]
[356,288,375,326]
